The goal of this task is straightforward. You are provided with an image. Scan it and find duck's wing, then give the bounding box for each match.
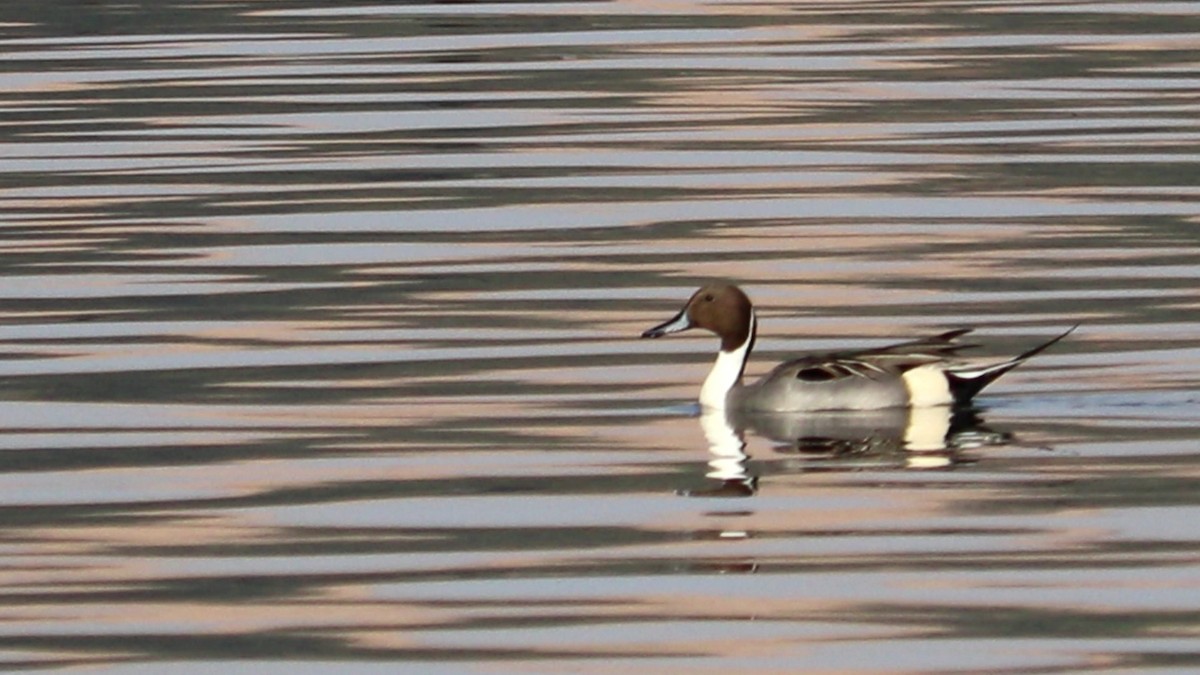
[864,328,977,359]
[762,329,978,384]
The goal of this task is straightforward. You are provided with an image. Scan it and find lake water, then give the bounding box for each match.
[2,1,1199,672]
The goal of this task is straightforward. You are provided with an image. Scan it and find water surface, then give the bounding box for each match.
[1,1,1199,672]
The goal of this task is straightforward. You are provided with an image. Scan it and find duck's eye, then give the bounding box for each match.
[703,294,714,302]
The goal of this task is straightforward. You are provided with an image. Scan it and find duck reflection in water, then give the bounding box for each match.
[681,405,1011,498]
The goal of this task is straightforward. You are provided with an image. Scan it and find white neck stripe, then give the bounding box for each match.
[699,310,755,409]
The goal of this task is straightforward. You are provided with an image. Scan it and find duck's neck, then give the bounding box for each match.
[700,310,756,409]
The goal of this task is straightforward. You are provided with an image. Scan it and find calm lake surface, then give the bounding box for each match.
[2,1,1199,672]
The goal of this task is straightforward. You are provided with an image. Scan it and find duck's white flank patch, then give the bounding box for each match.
[699,311,755,409]
[901,364,953,407]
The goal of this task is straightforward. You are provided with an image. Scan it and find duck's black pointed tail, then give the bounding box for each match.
[945,325,1077,404]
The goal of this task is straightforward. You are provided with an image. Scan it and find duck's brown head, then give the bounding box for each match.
[641,283,755,352]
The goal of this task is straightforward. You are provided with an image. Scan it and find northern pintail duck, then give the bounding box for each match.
[642,283,1074,412]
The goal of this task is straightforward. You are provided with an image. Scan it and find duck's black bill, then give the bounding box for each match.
[641,309,692,338]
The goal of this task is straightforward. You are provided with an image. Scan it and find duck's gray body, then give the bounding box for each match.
[734,360,910,411]
[729,329,976,411]
[642,283,1073,412]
